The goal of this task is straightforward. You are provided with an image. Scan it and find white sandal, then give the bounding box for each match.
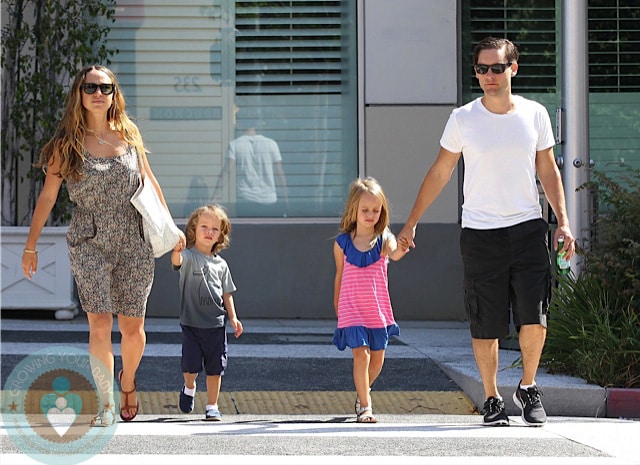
[356,406,377,423]
[90,405,117,427]
[354,388,372,414]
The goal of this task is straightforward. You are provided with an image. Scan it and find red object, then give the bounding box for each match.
[606,388,640,418]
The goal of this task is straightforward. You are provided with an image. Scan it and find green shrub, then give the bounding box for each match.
[543,273,639,388]
[1,0,116,226]
[579,165,640,312]
[543,164,640,388]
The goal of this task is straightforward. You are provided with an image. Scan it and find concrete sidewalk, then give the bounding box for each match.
[1,316,608,417]
[390,320,608,417]
[220,318,608,418]
[3,316,638,465]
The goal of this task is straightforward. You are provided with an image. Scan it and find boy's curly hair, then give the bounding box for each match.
[185,204,231,254]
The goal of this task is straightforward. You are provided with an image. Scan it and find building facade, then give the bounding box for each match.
[121,0,466,319]
[115,0,640,320]
[5,0,639,320]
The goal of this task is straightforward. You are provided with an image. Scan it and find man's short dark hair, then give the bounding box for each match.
[473,37,519,65]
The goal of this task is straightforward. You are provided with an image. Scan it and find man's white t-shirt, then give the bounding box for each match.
[226,134,282,204]
[440,95,556,230]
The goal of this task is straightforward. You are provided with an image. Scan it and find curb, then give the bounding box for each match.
[437,362,608,417]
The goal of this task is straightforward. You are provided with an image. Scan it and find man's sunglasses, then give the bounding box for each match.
[474,62,513,75]
[82,83,115,95]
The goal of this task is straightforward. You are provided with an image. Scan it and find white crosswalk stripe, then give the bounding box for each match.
[2,415,639,465]
[2,318,638,464]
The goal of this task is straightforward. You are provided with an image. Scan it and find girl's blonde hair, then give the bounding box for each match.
[38,65,147,181]
[185,204,231,254]
[339,177,390,237]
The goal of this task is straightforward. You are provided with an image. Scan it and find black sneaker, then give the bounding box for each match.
[513,382,547,426]
[482,396,509,426]
[179,386,195,413]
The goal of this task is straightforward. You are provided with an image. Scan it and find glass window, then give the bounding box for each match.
[108,0,357,219]
[461,0,557,102]
[588,1,640,170]
[589,1,640,92]
[461,0,640,181]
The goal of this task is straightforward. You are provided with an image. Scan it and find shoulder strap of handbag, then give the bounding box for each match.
[136,149,147,182]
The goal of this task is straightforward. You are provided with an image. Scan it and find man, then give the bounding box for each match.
[398,37,575,427]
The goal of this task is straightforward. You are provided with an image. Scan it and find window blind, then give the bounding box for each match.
[464,1,640,94]
[463,0,557,95]
[589,0,640,92]
[235,0,343,95]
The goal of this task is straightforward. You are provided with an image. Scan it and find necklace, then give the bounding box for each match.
[87,129,119,150]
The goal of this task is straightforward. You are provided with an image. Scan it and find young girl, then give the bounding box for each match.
[171,204,243,421]
[333,177,409,423]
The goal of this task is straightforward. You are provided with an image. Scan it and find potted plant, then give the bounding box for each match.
[543,165,640,417]
[1,0,116,319]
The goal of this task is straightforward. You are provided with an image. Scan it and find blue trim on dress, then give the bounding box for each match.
[333,324,400,351]
[336,232,382,268]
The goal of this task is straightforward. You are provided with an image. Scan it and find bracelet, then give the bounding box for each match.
[23,248,38,254]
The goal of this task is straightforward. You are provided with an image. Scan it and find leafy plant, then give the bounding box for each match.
[542,164,640,388]
[578,165,640,312]
[1,0,116,226]
[543,273,639,388]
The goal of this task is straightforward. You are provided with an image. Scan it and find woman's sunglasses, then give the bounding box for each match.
[82,83,115,95]
[474,62,513,75]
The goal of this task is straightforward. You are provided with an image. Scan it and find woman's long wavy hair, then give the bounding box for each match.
[38,65,147,181]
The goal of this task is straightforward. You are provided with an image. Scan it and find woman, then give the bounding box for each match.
[21,65,185,426]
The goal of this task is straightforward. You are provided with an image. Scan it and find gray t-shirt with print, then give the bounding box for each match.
[173,248,236,328]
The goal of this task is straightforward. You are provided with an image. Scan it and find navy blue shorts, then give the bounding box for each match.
[180,325,228,376]
[460,218,552,340]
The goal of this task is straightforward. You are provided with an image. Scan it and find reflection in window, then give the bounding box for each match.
[110,0,358,219]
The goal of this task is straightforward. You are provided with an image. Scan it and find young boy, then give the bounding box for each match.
[171,204,243,421]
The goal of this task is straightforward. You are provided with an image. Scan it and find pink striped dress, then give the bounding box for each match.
[333,232,400,351]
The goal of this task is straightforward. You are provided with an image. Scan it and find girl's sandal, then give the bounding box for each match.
[354,387,372,414]
[90,404,116,427]
[356,406,377,423]
[118,369,139,422]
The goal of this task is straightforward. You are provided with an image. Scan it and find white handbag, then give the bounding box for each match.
[130,150,181,258]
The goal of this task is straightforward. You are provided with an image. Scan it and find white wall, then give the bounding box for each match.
[364,0,457,104]
[366,106,458,224]
[363,0,460,224]
[360,0,465,320]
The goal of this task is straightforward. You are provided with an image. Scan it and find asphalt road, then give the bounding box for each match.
[1,316,639,464]
[1,328,460,393]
